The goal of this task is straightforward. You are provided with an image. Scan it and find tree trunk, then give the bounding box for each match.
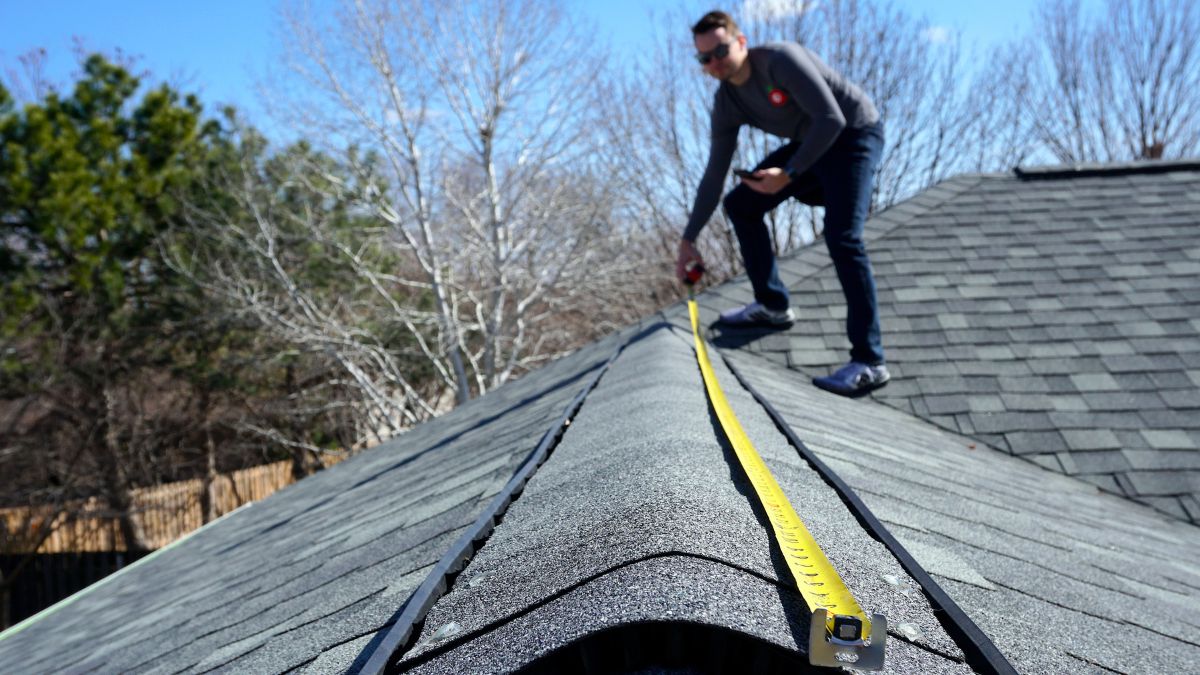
[290,444,323,482]
[1,572,10,630]
[102,387,152,553]
[200,425,222,523]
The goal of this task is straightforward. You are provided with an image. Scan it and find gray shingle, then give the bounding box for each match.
[1047,411,1146,430]
[968,411,1054,434]
[1004,430,1069,454]
[1115,429,1154,450]
[1163,388,1200,410]
[1139,429,1196,449]
[1069,372,1120,391]
[1121,449,1200,470]
[955,360,1032,374]
[1135,496,1189,520]
[1030,453,1066,473]
[998,393,1057,411]
[1060,428,1122,451]
[1013,342,1081,359]
[1102,354,1186,373]
[1065,450,1132,475]
[1048,395,1090,411]
[1123,470,1200,496]
[1078,473,1122,494]
[1182,495,1200,522]
[1140,409,1200,429]
[1081,391,1167,411]
[912,372,998,393]
[923,394,971,415]
[1110,372,1158,391]
[996,376,1054,393]
[1077,339,1136,356]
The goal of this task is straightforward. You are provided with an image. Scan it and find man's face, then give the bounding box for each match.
[694,27,746,81]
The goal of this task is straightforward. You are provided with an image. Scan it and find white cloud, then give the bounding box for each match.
[742,0,816,23]
[921,25,952,44]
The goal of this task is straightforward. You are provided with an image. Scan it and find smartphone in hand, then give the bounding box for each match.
[733,168,759,180]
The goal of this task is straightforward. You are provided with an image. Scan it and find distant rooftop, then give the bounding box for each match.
[728,159,1200,523]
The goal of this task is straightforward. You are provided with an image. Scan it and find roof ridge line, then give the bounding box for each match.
[402,548,970,673]
[866,174,986,238]
[1014,158,1200,179]
[357,322,662,674]
[396,550,796,670]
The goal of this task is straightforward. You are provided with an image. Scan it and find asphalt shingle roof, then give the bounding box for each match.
[2,160,1198,674]
[0,325,629,673]
[720,350,1200,674]
[397,327,966,673]
[727,160,1200,523]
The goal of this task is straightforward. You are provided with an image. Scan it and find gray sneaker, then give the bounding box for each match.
[813,361,890,397]
[717,302,795,326]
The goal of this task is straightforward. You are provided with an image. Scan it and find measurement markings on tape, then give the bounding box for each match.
[686,291,886,670]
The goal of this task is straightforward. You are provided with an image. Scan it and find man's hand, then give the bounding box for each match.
[742,167,790,195]
[676,238,703,284]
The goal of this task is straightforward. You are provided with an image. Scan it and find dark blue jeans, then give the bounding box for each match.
[721,122,885,365]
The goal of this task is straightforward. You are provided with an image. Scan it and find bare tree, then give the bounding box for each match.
[178,0,643,442]
[1030,0,1119,162]
[1020,0,1200,164]
[169,140,432,444]
[1,48,53,102]
[594,8,747,294]
[1107,0,1200,158]
[272,0,475,407]
[958,39,1040,172]
[413,0,635,389]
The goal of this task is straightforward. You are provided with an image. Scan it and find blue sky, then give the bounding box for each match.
[1,1,1067,119]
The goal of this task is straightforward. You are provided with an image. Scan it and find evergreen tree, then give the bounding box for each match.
[0,55,231,551]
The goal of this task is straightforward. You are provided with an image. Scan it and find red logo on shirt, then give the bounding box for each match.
[768,87,788,107]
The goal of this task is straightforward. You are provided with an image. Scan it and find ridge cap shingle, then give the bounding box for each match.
[1014,158,1200,180]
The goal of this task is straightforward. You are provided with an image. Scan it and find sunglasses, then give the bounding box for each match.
[695,41,732,65]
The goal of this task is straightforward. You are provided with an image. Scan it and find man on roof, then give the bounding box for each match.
[675,10,889,397]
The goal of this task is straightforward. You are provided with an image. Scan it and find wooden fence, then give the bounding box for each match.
[0,455,345,629]
[1,455,344,555]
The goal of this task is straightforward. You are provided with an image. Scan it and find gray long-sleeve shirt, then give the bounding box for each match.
[683,42,880,242]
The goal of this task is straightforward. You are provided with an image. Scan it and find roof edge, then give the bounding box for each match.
[866,173,986,236]
[1014,158,1200,180]
[0,502,253,643]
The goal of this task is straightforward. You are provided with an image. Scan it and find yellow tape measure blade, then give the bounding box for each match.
[685,298,886,671]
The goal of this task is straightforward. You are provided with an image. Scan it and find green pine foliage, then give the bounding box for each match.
[0,55,436,523]
[1,56,215,333]
[0,56,341,515]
